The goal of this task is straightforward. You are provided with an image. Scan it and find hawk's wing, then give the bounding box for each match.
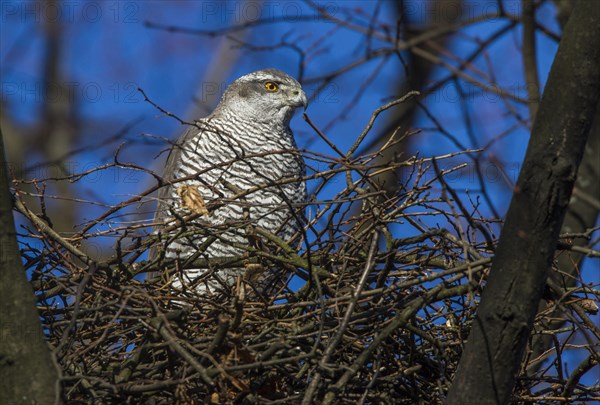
[148,123,203,264]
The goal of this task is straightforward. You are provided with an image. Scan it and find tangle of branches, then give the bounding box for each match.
[15,97,599,403]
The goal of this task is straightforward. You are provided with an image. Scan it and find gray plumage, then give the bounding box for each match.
[151,69,307,295]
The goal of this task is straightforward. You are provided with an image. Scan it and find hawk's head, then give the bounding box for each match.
[214,68,307,126]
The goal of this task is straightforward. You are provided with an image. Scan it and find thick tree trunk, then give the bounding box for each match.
[527,0,600,374]
[446,1,600,404]
[0,127,60,403]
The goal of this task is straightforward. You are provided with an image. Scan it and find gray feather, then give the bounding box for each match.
[149,69,307,295]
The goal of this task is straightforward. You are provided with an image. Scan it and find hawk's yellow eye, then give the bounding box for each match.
[265,82,278,92]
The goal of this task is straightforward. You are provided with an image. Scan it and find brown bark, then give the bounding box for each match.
[0,127,60,403]
[526,0,600,374]
[446,1,600,403]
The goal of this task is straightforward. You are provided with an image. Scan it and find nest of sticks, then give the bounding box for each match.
[18,146,598,404]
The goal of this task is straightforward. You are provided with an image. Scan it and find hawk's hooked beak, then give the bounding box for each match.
[289,88,308,110]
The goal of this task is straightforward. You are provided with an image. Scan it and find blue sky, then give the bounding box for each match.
[2,0,562,215]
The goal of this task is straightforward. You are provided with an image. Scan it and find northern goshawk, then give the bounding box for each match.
[150,69,307,296]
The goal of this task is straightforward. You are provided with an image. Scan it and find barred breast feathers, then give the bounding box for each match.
[150,68,307,294]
